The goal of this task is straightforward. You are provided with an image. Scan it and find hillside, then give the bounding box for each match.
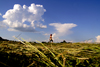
[0,37,9,41]
[0,40,100,67]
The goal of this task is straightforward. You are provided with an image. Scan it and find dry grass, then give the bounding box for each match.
[0,39,100,67]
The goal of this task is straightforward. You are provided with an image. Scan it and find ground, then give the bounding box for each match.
[0,41,100,67]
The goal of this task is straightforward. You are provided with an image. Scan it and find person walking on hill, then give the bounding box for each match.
[49,34,53,43]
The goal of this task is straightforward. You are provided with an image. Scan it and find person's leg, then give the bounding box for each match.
[51,40,53,43]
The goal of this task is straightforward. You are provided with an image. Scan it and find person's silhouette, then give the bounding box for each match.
[49,34,53,43]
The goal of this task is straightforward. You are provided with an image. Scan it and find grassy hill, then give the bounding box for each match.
[0,37,9,41]
[0,39,100,67]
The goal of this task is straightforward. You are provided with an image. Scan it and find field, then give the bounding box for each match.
[0,40,100,67]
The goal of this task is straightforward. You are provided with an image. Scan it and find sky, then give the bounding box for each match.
[0,0,100,43]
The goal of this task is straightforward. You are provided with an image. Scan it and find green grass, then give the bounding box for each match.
[0,39,100,67]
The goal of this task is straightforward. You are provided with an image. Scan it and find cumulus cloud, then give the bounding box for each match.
[96,35,100,43]
[0,13,2,16]
[2,3,46,32]
[49,23,77,36]
[49,23,77,38]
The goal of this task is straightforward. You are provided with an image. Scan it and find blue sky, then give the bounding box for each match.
[0,0,100,43]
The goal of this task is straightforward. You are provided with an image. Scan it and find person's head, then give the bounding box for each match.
[50,34,52,36]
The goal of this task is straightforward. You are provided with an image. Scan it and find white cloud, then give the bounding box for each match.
[86,40,93,43]
[49,23,77,36]
[96,35,100,43]
[52,33,56,38]
[36,23,47,28]
[0,13,2,16]
[2,3,46,32]
[80,40,93,43]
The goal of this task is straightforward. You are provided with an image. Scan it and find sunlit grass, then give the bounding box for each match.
[13,37,66,67]
[0,38,100,67]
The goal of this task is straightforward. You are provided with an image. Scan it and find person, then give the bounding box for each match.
[49,34,53,43]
